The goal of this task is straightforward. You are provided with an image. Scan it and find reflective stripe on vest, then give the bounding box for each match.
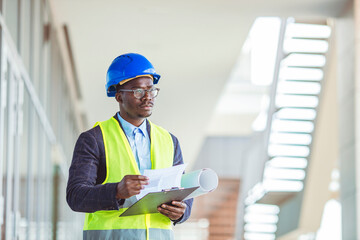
[83,228,174,240]
[83,117,174,240]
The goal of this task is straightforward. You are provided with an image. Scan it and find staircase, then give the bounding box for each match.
[243,19,332,240]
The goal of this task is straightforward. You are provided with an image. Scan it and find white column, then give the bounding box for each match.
[354,0,360,238]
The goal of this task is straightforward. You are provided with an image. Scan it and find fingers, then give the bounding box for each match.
[116,175,149,199]
[125,175,149,181]
[157,201,186,221]
[126,175,149,188]
[126,179,148,189]
[125,175,149,191]
[170,201,186,208]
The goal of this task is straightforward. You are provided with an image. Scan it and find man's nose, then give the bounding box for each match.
[142,90,152,100]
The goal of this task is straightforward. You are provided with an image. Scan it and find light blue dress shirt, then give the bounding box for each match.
[117,112,151,175]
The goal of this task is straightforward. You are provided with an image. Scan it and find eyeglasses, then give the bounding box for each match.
[117,88,160,99]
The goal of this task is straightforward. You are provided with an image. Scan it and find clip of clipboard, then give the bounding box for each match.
[119,186,199,217]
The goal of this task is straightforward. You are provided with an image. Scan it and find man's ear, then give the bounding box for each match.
[115,92,123,103]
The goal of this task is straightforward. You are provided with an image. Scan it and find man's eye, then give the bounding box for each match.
[135,89,143,94]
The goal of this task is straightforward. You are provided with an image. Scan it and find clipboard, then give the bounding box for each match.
[119,186,199,217]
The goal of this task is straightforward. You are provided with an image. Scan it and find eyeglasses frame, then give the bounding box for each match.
[116,87,160,99]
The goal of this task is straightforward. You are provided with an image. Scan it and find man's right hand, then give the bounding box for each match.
[116,175,149,199]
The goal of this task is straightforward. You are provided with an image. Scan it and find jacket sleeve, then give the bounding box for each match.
[170,133,194,225]
[66,129,121,213]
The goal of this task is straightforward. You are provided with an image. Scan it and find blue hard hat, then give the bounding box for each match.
[106,53,161,97]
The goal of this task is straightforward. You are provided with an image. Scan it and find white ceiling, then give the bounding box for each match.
[51,0,348,168]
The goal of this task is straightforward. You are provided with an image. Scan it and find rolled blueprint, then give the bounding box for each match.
[181,168,218,200]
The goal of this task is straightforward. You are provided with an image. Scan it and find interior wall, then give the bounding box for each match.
[336,2,357,239]
[191,136,250,178]
[355,0,360,237]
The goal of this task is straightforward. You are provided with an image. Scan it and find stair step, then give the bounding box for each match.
[286,66,323,69]
[277,106,316,109]
[274,118,315,122]
[270,142,310,146]
[274,131,314,134]
[283,79,321,83]
[285,51,326,55]
[278,93,319,97]
[291,37,329,41]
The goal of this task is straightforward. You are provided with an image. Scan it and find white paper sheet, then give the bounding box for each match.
[136,163,187,200]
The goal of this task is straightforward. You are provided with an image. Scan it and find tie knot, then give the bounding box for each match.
[133,128,143,137]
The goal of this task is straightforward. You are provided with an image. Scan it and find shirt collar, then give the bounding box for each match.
[117,112,147,137]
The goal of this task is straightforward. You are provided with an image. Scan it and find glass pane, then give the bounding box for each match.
[44,138,52,239]
[1,60,9,239]
[4,0,19,48]
[21,0,32,72]
[36,130,46,239]
[30,111,40,240]
[19,87,30,240]
[32,0,42,95]
[12,76,23,240]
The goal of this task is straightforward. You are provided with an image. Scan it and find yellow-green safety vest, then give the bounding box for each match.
[83,117,174,240]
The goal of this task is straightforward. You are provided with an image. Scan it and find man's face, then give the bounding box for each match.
[115,76,156,124]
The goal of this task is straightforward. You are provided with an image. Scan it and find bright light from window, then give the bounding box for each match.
[249,17,281,86]
[270,133,312,145]
[274,108,316,120]
[267,157,308,169]
[244,213,279,224]
[299,233,316,240]
[280,67,323,80]
[268,144,310,157]
[263,179,303,192]
[244,232,276,240]
[264,168,306,180]
[329,168,340,192]
[315,199,342,240]
[271,119,314,133]
[283,54,326,67]
[244,223,277,233]
[276,95,319,108]
[286,23,331,38]
[277,81,321,95]
[245,204,280,214]
[284,39,329,53]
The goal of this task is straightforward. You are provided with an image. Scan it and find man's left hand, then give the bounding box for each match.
[157,201,186,221]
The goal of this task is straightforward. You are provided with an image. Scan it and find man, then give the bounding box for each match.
[66,53,193,240]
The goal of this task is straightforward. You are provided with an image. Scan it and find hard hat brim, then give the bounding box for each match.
[119,74,154,85]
